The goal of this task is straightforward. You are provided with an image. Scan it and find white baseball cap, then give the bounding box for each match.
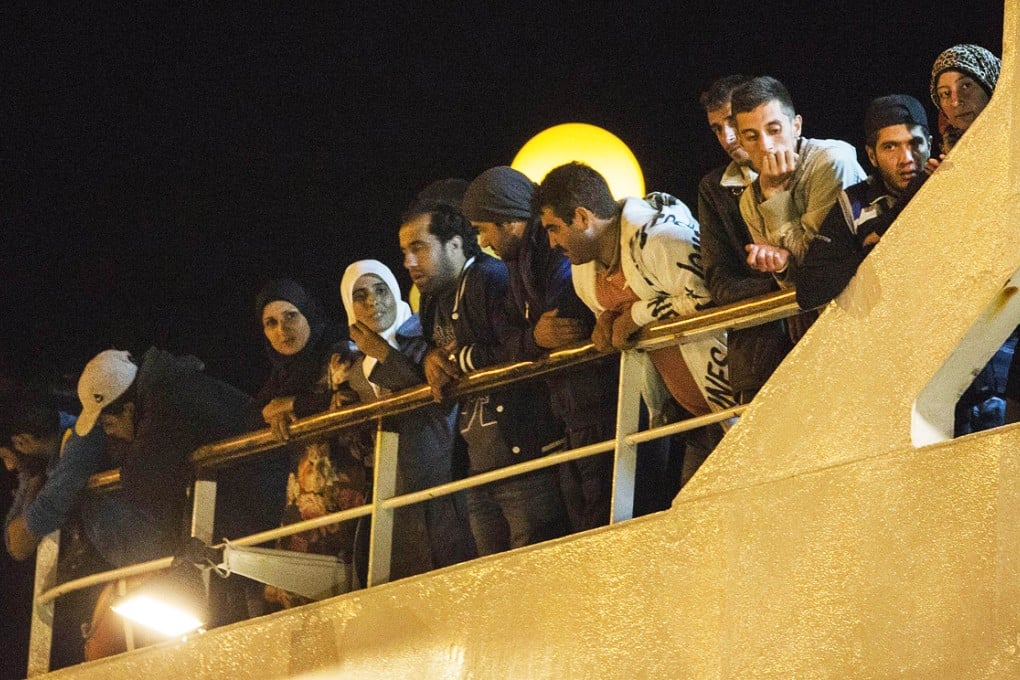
[76,350,138,435]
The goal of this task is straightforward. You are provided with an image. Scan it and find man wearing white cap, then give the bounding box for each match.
[76,347,286,555]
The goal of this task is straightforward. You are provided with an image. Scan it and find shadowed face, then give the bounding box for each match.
[540,207,600,265]
[867,124,931,196]
[707,102,751,166]
[262,300,311,356]
[935,70,991,131]
[99,402,136,442]
[471,220,525,260]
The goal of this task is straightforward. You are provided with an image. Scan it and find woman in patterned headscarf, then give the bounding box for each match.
[929,43,1001,155]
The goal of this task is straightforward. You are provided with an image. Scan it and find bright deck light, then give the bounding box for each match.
[511,123,645,199]
[112,593,204,637]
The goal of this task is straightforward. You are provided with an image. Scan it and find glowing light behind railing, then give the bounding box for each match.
[112,593,204,637]
[511,123,645,199]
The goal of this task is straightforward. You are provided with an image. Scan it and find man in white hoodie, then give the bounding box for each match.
[536,162,734,425]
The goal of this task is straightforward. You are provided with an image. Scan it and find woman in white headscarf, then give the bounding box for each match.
[339,260,415,398]
[338,260,476,576]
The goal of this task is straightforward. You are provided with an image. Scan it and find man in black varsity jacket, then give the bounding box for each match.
[398,204,569,556]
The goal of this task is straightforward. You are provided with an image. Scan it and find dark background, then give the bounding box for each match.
[0,2,1004,676]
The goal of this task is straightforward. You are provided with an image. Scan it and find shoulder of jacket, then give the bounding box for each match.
[805,137,859,162]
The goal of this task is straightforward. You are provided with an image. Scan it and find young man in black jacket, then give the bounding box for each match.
[462,166,615,531]
[399,204,569,556]
[796,95,931,310]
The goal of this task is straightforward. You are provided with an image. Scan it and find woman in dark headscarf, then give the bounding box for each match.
[254,279,372,608]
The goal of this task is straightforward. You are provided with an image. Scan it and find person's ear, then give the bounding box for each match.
[572,206,590,230]
[865,146,878,168]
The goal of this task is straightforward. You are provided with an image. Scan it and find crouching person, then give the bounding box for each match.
[75,348,288,639]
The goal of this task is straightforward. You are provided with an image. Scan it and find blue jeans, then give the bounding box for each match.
[466,468,569,556]
[393,407,477,573]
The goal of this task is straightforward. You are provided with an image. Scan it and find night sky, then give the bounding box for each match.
[0,2,1004,676]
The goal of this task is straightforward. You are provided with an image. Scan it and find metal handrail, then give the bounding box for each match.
[85,289,799,489]
[48,289,797,600]
[32,287,800,676]
[42,402,749,605]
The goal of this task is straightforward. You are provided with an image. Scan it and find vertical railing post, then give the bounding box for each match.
[610,350,645,524]
[191,476,218,609]
[26,529,59,677]
[117,578,135,652]
[367,423,399,587]
[191,477,218,546]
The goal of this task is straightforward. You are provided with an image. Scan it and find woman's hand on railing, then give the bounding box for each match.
[262,396,297,442]
[329,353,355,391]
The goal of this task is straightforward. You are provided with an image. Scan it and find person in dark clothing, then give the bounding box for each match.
[0,387,170,667]
[2,388,167,566]
[75,346,288,634]
[253,279,373,606]
[797,95,932,311]
[76,347,285,545]
[697,75,795,405]
[341,260,476,577]
[399,204,569,556]
[255,279,352,434]
[462,166,615,531]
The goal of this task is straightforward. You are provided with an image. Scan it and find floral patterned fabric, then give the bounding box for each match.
[264,424,373,609]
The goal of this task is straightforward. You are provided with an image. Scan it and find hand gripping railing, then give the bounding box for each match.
[28,289,801,676]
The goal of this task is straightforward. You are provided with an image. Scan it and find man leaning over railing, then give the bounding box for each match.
[0,384,169,665]
[537,162,732,487]
[74,348,288,628]
[400,203,570,557]
[463,166,616,532]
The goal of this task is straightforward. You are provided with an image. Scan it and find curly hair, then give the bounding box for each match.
[535,162,617,224]
[402,203,481,258]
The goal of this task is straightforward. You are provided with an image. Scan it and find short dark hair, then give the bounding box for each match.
[699,74,752,112]
[0,388,60,441]
[404,178,469,215]
[536,162,617,223]
[403,203,481,258]
[730,76,796,119]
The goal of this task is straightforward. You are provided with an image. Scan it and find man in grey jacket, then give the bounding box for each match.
[733,76,866,284]
[698,75,795,405]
